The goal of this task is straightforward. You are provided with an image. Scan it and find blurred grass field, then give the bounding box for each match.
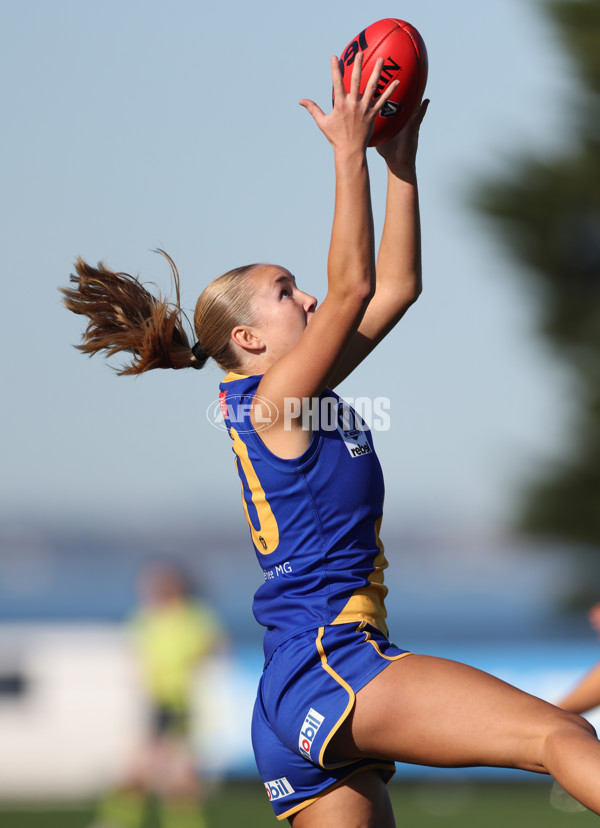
[1,781,598,828]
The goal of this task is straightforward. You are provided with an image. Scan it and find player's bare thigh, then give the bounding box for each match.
[328,653,591,772]
[289,769,395,828]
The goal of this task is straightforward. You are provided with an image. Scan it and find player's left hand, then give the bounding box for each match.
[376,99,429,178]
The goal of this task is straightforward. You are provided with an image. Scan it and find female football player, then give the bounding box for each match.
[61,54,600,826]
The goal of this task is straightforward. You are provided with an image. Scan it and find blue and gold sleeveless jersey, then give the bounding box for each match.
[219,373,389,661]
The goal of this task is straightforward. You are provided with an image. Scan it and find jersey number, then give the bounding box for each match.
[231,427,280,555]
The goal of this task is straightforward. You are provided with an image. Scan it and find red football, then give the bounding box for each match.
[338,18,428,147]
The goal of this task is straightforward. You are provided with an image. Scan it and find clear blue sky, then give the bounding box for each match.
[0,0,580,534]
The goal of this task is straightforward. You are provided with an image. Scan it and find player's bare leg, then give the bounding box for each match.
[329,654,600,815]
[289,769,395,828]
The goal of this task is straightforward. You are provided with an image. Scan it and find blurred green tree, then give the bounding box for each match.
[473,0,600,602]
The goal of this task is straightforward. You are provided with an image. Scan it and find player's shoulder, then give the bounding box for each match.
[219,371,261,393]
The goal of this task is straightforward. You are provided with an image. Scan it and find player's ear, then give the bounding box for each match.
[231,326,264,352]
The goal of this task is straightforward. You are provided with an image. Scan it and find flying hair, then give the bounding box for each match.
[60,250,197,375]
[61,252,263,375]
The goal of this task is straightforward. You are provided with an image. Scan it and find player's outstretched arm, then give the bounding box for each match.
[255,56,398,416]
[328,100,428,388]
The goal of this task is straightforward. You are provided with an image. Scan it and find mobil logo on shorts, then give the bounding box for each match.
[265,777,295,801]
[298,707,325,759]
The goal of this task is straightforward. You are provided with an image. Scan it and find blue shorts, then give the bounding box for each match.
[251,622,411,821]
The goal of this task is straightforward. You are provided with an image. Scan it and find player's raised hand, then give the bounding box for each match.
[300,53,399,152]
[376,98,429,176]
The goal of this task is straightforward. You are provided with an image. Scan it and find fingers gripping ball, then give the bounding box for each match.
[338,19,428,146]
